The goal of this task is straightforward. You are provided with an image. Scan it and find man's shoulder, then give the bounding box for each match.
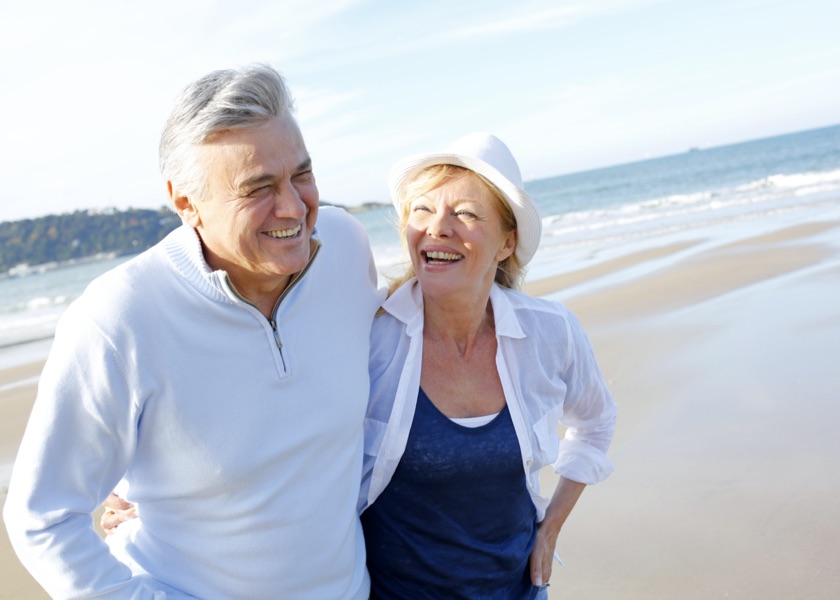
[314,206,367,240]
[312,206,375,270]
[72,235,178,316]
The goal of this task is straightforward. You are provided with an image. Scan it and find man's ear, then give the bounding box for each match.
[169,181,201,228]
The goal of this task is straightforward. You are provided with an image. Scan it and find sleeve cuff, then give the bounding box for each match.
[553,439,614,485]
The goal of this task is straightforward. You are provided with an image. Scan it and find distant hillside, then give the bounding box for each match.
[0,201,388,275]
[339,201,390,214]
[0,207,181,274]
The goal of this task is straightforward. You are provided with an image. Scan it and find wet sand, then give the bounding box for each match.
[2,209,840,599]
[533,217,840,599]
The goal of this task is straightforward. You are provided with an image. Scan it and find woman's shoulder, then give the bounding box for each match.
[371,310,404,345]
[498,286,576,320]
[369,311,409,378]
[495,287,592,349]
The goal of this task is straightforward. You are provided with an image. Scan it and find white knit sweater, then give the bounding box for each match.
[4,208,383,599]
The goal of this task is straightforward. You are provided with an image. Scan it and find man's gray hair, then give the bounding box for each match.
[160,64,295,198]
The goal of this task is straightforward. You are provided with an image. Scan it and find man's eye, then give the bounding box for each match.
[249,185,274,197]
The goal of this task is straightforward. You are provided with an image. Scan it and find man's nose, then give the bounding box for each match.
[273,181,306,218]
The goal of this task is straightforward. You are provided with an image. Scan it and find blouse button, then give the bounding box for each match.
[526,459,533,466]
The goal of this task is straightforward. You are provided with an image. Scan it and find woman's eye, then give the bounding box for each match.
[456,210,477,219]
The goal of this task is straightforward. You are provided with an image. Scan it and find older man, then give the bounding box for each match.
[3,65,382,598]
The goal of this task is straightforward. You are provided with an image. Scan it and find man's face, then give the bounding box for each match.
[175,114,319,304]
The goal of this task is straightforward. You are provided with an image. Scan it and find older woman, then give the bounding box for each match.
[359,133,616,599]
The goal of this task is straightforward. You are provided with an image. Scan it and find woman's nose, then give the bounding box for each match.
[425,210,452,237]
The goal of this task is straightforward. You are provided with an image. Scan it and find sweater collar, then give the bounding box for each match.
[163,223,322,303]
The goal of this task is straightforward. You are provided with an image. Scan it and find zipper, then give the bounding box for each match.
[270,319,283,350]
[265,241,321,354]
[270,318,287,372]
[219,240,322,373]
[272,242,321,308]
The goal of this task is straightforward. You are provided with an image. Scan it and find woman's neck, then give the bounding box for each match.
[422,291,495,358]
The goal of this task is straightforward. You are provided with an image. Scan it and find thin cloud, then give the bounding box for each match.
[442,0,663,39]
[295,86,364,121]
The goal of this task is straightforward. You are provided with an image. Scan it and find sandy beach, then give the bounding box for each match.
[2,201,839,598]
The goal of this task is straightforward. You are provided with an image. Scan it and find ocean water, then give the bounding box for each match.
[2,124,839,354]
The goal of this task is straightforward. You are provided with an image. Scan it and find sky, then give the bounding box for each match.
[1,0,838,223]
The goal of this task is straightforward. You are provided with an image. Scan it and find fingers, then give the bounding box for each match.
[103,492,134,511]
[541,555,553,587]
[529,539,555,587]
[529,544,546,587]
[100,506,139,535]
[101,510,119,535]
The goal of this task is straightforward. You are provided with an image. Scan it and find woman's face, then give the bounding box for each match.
[405,171,516,302]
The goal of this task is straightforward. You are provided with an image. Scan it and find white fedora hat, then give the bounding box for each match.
[388,132,542,265]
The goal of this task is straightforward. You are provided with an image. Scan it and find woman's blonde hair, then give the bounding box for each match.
[387,165,524,296]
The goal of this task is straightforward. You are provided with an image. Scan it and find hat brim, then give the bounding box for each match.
[388,152,542,265]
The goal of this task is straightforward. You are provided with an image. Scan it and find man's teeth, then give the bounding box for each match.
[425,251,462,263]
[266,225,301,239]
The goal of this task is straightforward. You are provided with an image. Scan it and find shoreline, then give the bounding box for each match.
[2,205,840,599]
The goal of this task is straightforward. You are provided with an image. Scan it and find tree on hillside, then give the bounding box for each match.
[0,208,181,273]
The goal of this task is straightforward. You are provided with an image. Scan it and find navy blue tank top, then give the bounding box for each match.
[362,388,539,599]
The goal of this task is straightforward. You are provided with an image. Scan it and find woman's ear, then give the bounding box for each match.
[496,229,517,263]
[169,181,201,227]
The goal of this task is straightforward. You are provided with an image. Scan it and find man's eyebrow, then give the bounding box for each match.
[239,158,313,190]
[296,157,313,173]
[240,174,275,190]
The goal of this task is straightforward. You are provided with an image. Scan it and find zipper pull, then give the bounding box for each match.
[270,319,283,350]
